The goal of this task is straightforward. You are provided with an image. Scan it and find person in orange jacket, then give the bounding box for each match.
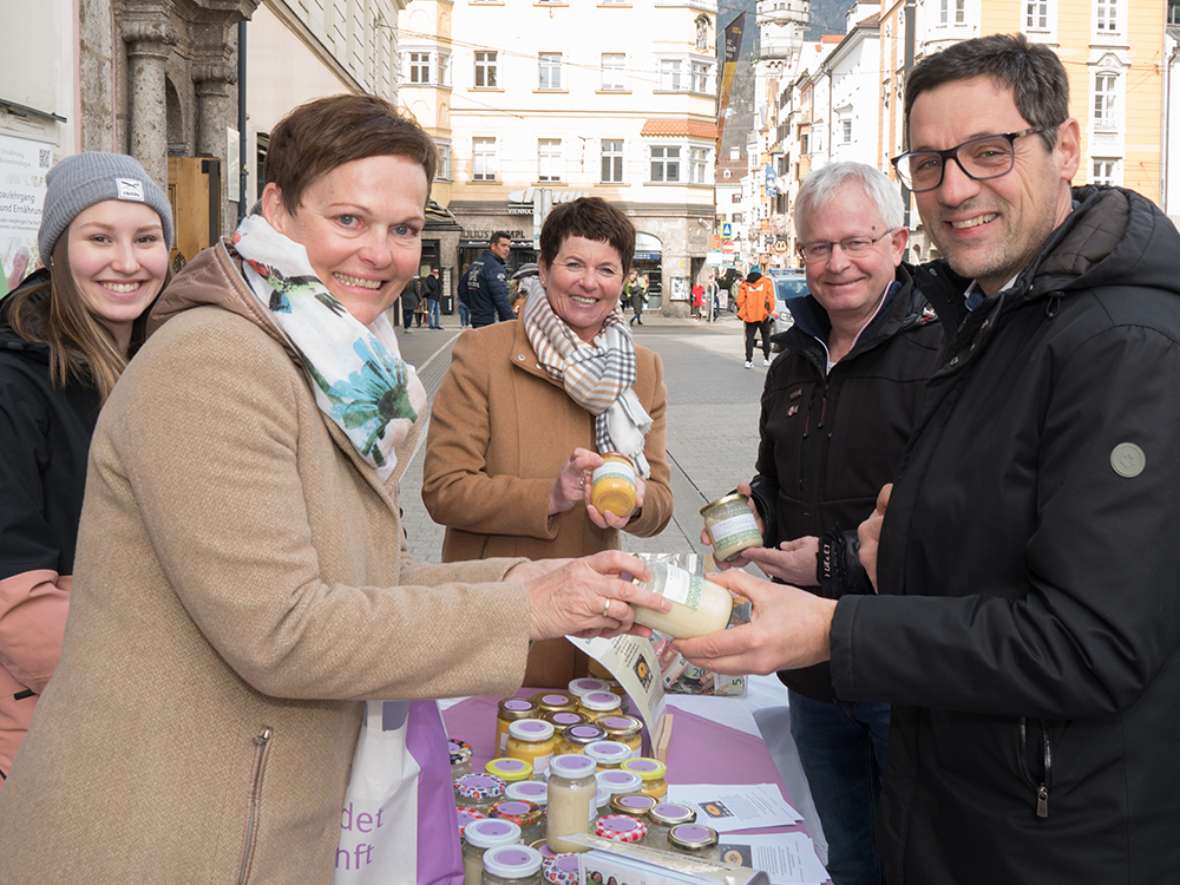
[736,269,776,367]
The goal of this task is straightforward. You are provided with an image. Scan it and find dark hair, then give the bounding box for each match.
[905,34,1068,151]
[264,94,437,213]
[490,230,512,245]
[539,197,636,274]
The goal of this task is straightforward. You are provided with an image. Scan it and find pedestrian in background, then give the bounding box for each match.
[423,266,442,329]
[400,273,421,332]
[459,231,514,327]
[737,268,775,367]
[629,272,649,326]
[0,152,173,788]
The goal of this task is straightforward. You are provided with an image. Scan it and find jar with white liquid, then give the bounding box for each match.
[632,561,733,639]
[545,754,598,853]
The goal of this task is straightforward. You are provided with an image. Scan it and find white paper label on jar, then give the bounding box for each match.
[709,512,761,542]
[499,732,509,752]
[661,565,693,606]
[591,461,636,484]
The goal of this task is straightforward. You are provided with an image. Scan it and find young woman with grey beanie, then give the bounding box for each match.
[0,151,173,784]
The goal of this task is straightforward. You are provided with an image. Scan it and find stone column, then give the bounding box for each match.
[193,61,236,228]
[122,20,177,188]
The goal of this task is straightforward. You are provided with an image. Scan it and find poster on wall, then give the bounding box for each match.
[0,134,53,297]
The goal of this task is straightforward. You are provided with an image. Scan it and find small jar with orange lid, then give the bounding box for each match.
[620,757,667,801]
[507,719,558,777]
[589,453,638,518]
[576,690,622,722]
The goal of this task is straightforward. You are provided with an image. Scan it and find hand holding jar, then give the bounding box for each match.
[546,447,646,530]
[513,550,671,641]
[698,481,763,570]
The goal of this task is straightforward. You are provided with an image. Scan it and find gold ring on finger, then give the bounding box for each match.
[602,597,611,618]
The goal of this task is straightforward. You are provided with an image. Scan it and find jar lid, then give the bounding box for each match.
[584,740,631,765]
[455,773,506,802]
[491,799,541,827]
[463,817,522,849]
[561,723,606,746]
[448,738,473,766]
[567,677,610,698]
[598,715,642,737]
[498,697,538,720]
[485,757,533,782]
[609,792,657,816]
[620,756,666,781]
[505,780,549,806]
[545,710,586,731]
[542,852,580,883]
[650,802,696,826]
[596,769,642,795]
[549,753,597,780]
[668,823,719,850]
[530,690,577,712]
[579,691,622,712]
[594,813,647,843]
[456,806,487,835]
[699,491,750,516]
[509,718,555,742]
[483,844,543,876]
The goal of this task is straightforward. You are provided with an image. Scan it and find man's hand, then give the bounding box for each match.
[674,570,837,675]
[699,481,764,570]
[857,484,892,591]
[741,536,819,585]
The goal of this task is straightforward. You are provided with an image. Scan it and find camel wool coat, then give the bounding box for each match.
[0,242,530,884]
[422,316,672,686]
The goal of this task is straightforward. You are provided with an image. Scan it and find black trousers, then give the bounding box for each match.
[744,320,771,361]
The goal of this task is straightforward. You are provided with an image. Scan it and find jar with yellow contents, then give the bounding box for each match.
[497,697,539,754]
[486,757,534,784]
[556,723,606,755]
[620,757,668,801]
[576,690,622,722]
[506,719,557,777]
[589,452,638,519]
[529,691,577,716]
[598,715,643,756]
[543,710,586,737]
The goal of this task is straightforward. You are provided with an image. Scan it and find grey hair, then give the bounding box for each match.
[793,162,905,239]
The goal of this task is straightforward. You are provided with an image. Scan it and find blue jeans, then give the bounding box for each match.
[427,298,441,328]
[789,690,890,885]
[458,301,469,326]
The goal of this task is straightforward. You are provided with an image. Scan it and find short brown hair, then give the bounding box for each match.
[539,197,636,274]
[264,94,437,213]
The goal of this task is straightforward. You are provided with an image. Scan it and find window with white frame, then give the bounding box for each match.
[691,61,710,93]
[690,146,709,183]
[601,54,626,90]
[538,53,563,89]
[435,142,452,180]
[474,51,498,88]
[537,139,562,182]
[408,52,431,84]
[729,146,741,161]
[1092,157,1120,185]
[938,0,966,26]
[473,137,497,180]
[1024,0,1049,30]
[1095,0,1119,33]
[841,117,853,144]
[1093,71,1118,129]
[660,58,683,91]
[650,145,681,182]
[601,139,624,182]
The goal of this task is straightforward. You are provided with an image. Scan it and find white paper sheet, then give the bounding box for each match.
[664,693,762,738]
[667,783,803,833]
[716,832,829,884]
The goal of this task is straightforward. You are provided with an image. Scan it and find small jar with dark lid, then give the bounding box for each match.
[530,691,577,715]
[556,723,606,755]
[608,792,657,820]
[667,823,720,860]
[598,714,643,755]
[543,710,586,735]
[647,801,696,849]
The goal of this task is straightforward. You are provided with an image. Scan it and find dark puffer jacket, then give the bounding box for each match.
[749,267,943,700]
[829,186,1180,884]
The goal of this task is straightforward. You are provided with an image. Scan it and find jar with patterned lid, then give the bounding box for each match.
[647,801,696,850]
[597,715,643,756]
[486,757,533,784]
[556,723,606,755]
[481,843,543,884]
[455,773,507,811]
[449,738,474,778]
[667,823,720,860]
[576,690,623,722]
[463,818,522,885]
[619,756,668,801]
[490,799,544,848]
[457,806,488,838]
[507,719,557,777]
[594,813,648,845]
[566,677,610,700]
[529,691,577,716]
[609,792,657,820]
[545,754,598,852]
[542,710,586,735]
[498,698,539,753]
[583,740,632,771]
[541,852,580,885]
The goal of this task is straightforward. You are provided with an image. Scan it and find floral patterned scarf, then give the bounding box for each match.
[230,214,427,481]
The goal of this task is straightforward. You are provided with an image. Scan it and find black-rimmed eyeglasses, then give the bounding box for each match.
[891,128,1048,193]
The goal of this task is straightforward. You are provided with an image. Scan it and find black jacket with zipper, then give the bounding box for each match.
[748,266,943,700]
[829,186,1180,884]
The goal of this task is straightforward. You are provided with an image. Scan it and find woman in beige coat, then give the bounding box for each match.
[423,198,673,687]
[0,96,668,884]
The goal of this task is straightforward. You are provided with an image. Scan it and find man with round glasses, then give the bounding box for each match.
[678,33,1180,884]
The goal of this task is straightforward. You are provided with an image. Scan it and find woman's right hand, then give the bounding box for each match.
[548,447,604,516]
[699,481,764,570]
[519,550,672,641]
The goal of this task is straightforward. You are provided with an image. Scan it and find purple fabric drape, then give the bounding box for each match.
[405,700,463,884]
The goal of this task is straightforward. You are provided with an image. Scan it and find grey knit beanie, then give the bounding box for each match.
[37,151,174,260]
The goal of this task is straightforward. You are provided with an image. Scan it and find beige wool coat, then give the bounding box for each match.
[422,317,672,686]
[0,242,530,883]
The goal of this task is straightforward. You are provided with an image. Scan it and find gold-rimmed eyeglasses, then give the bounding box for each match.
[891,128,1049,193]
[798,228,898,264]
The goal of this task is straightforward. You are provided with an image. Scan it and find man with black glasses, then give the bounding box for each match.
[678,34,1180,884]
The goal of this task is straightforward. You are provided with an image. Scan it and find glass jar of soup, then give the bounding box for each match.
[594,814,648,845]
[598,715,643,756]
[576,690,622,722]
[491,799,544,845]
[619,757,668,801]
[583,740,632,771]
[609,792,657,820]
[481,843,544,884]
[486,757,533,784]
[667,823,720,860]
[497,698,539,754]
[545,754,598,853]
[699,492,763,563]
[567,677,610,700]
[529,691,577,716]
[463,818,522,885]
[557,723,606,755]
[632,561,734,639]
[590,452,638,518]
[507,719,557,777]
[456,773,507,811]
[647,802,696,850]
